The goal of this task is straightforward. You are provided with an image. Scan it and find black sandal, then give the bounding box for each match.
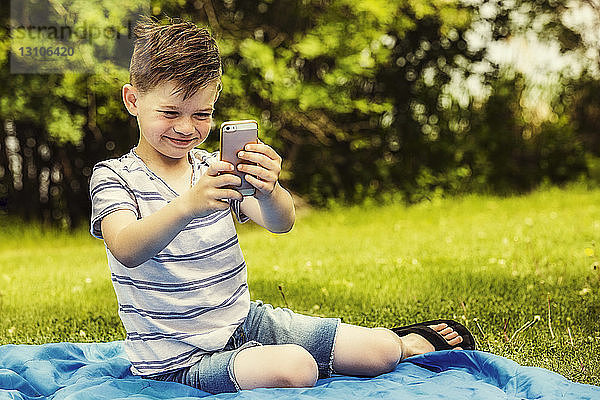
[391,319,476,351]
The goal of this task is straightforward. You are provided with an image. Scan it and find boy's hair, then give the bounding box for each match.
[130,16,222,99]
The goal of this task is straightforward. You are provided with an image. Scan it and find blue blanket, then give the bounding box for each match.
[0,341,598,399]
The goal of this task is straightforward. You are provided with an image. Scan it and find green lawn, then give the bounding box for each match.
[1,186,599,385]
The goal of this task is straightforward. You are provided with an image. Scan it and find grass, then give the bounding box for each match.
[0,186,599,385]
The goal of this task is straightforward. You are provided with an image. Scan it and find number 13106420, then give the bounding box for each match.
[18,46,74,57]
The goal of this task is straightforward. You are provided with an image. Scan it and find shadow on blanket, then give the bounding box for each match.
[0,341,598,399]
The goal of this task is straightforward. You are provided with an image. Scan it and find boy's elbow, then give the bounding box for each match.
[283,219,295,233]
[108,246,142,268]
[270,218,295,234]
[120,257,143,268]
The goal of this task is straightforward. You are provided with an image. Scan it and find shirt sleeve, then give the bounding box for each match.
[89,162,139,239]
[230,198,250,223]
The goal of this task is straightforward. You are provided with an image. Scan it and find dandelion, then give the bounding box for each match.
[579,288,591,295]
[585,248,595,257]
[525,217,533,226]
[85,277,92,284]
[412,258,419,265]
[7,326,16,335]
[79,330,86,337]
[510,315,540,342]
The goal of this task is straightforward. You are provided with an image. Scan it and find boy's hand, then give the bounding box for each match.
[181,161,244,218]
[237,140,282,200]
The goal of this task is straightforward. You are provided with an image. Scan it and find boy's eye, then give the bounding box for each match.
[194,113,212,120]
[159,110,178,118]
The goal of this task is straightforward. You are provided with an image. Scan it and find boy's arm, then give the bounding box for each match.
[101,161,243,268]
[237,142,295,233]
[101,196,192,268]
[238,182,295,233]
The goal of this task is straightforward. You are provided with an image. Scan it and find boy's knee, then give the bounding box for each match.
[370,328,402,374]
[233,344,318,390]
[277,344,318,388]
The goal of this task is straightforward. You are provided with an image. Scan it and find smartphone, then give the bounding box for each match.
[220,119,258,196]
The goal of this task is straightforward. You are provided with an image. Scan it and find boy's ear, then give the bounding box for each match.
[214,80,223,103]
[122,84,140,116]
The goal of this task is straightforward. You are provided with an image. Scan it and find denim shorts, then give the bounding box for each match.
[144,300,341,394]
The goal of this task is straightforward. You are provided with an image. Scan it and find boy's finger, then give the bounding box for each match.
[244,174,274,194]
[215,188,244,202]
[243,143,281,162]
[206,161,235,176]
[237,164,276,183]
[213,173,242,188]
[237,150,278,169]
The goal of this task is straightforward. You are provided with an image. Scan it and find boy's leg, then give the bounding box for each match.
[232,344,319,390]
[145,341,319,394]
[242,301,340,380]
[331,322,463,376]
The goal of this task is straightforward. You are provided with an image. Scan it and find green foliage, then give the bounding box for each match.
[0,0,597,226]
[46,105,86,144]
[1,0,146,139]
[1,188,599,384]
[450,72,588,195]
[586,153,600,184]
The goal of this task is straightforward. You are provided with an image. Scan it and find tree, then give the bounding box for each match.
[0,0,597,227]
[1,0,146,226]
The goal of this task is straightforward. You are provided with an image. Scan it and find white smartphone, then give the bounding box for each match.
[219,120,258,196]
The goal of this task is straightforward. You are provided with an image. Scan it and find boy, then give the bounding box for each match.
[90,17,474,394]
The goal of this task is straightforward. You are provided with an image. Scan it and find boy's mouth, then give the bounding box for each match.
[165,136,197,146]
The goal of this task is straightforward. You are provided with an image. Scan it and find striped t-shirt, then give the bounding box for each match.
[89,148,250,376]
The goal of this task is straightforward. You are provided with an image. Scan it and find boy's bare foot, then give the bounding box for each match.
[399,323,464,359]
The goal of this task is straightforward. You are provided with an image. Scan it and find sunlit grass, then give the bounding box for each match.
[1,186,599,385]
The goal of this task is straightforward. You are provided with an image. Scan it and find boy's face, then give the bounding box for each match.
[123,80,219,161]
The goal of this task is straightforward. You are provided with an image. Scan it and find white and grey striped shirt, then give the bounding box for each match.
[89,148,250,376]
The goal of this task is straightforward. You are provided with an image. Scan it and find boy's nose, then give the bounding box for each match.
[173,119,195,135]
